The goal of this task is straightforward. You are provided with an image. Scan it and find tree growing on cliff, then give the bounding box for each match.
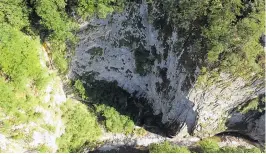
[166,0,265,79]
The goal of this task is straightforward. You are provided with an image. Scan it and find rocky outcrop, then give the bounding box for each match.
[69,1,265,145]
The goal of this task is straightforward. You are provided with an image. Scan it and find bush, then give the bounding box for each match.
[57,99,102,152]
[197,138,262,153]
[36,144,51,153]
[95,104,134,134]
[198,138,220,153]
[50,40,69,74]
[41,124,56,133]
[239,98,260,114]
[221,146,261,153]
[133,127,147,137]
[74,80,87,99]
[149,141,190,153]
[72,0,125,19]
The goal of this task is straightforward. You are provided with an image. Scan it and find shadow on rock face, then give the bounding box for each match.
[225,94,265,146]
[74,74,168,136]
[68,0,202,138]
[69,0,264,142]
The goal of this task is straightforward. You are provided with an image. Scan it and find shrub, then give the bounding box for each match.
[221,146,261,153]
[133,127,147,137]
[36,144,51,153]
[41,124,56,133]
[95,104,134,134]
[197,138,262,153]
[197,138,220,153]
[50,41,69,74]
[72,0,125,19]
[239,98,260,114]
[149,141,190,153]
[57,99,101,152]
[74,80,87,99]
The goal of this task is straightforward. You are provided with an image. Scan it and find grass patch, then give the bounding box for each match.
[196,138,262,153]
[149,141,190,153]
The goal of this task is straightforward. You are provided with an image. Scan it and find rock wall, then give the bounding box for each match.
[69,1,265,144]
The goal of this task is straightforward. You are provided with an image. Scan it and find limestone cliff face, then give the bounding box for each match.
[69,1,265,144]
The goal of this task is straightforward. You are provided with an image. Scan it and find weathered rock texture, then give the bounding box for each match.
[70,1,265,145]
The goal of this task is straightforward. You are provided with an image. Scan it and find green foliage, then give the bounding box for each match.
[0,0,124,74]
[11,130,25,140]
[95,104,134,134]
[220,146,261,153]
[238,96,265,114]
[0,23,51,137]
[36,144,51,153]
[0,24,47,89]
[149,141,190,153]
[197,138,220,153]
[239,98,259,114]
[0,0,123,151]
[30,0,77,42]
[133,127,147,137]
[70,0,125,19]
[57,99,102,153]
[49,40,69,73]
[74,80,87,99]
[197,138,262,153]
[167,0,264,80]
[0,0,29,29]
[41,124,56,133]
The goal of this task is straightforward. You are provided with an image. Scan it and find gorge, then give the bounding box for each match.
[69,0,265,149]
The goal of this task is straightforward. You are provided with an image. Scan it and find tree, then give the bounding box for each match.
[0,0,29,29]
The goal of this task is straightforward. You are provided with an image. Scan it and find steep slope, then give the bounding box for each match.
[70,0,265,145]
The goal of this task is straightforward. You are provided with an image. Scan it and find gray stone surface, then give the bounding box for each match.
[70,0,265,144]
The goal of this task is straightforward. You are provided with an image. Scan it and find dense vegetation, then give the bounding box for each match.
[162,0,265,81]
[149,139,262,153]
[95,104,135,134]
[197,138,262,153]
[73,79,139,135]
[0,0,264,152]
[0,23,49,137]
[149,141,190,153]
[57,99,101,152]
[0,0,124,152]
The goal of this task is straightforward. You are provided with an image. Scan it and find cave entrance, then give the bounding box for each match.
[75,74,168,137]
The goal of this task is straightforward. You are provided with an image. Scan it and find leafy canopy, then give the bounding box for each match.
[57,99,102,153]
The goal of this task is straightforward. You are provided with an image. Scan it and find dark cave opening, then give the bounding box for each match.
[73,73,172,137]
